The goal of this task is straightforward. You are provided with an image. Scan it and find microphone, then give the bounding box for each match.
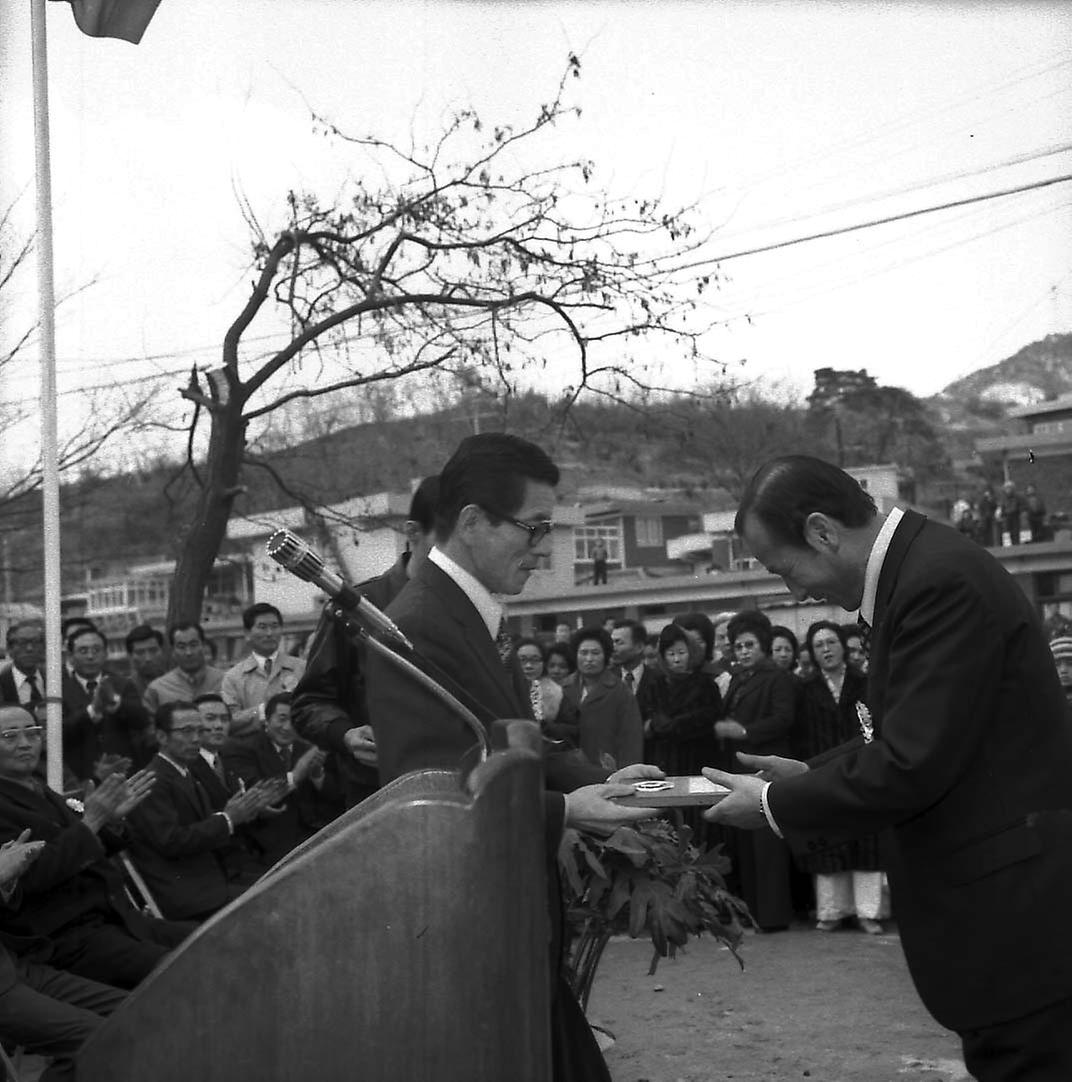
[265,529,413,650]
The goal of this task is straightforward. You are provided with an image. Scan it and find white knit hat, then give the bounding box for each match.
[1049,636,1072,661]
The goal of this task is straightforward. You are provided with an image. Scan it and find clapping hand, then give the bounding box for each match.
[0,829,45,888]
[82,770,155,833]
[224,778,290,825]
[93,754,133,782]
[292,746,327,785]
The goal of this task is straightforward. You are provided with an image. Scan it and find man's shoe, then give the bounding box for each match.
[859,918,884,935]
[815,920,840,932]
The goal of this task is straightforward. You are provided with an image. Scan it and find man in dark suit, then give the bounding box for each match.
[223,692,329,869]
[705,455,1072,1081]
[126,703,285,921]
[0,704,193,989]
[366,433,662,1082]
[0,621,46,709]
[610,619,649,699]
[0,830,127,1082]
[61,626,152,784]
[292,475,440,808]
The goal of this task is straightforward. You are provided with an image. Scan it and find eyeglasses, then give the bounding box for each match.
[0,727,43,745]
[9,638,44,648]
[480,507,553,547]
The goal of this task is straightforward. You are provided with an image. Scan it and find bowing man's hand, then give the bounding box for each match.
[734,752,809,782]
[700,768,769,830]
[606,763,666,785]
[564,784,654,835]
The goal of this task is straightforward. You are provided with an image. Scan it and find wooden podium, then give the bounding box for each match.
[78,742,551,1082]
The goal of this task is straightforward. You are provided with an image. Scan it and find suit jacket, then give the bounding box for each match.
[0,777,139,942]
[221,652,306,735]
[61,670,152,783]
[126,753,239,920]
[0,664,43,707]
[562,670,643,770]
[291,555,410,803]
[222,733,321,868]
[770,510,1072,1031]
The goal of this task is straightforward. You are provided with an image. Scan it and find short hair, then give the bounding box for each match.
[61,616,97,640]
[514,636,543,656]
[570,626,613,665]
[612,619,647,647]
[769,625,800,663]
[408,475,441,534]
[265,692,292,720]
[156,700,199,733]
[168,621,206,646]
[193,693,228,710]
[672,612,715,662]
[125,624,164,654]
[841,622,866,646]
[735,455,878,548]
[545,643,575,674]
[436,433,559,540]
[656,623,691,657]
[66,625,106,653]
[243,603,283,631]
[805,620,848,658]
[727,609,773,654]
[6,620,44,647]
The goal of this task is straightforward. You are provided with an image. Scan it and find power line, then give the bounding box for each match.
[674,171,1072,272]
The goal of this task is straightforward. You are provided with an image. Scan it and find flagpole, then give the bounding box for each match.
[30,0,64,794]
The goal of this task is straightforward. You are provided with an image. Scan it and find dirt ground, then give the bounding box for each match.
[588,923,970,1082]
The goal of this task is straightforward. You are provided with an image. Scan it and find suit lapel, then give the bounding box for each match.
[873,509,928,632]
[421,562,523,716]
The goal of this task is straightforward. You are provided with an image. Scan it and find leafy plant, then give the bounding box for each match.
[559,818,751,1012]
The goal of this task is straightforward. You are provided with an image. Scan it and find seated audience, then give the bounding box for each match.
[127,703,285,921]
[61,626,152,785]
[0,832,127,1082]
[190,695,242,809]
[562,627,642,770]
[0,705,193,989]
[222,693,331,870]
[515,638,580,748]
[221,604,306,739]
[144,623,226,716]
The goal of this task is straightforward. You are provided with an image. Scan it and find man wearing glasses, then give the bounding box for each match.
[366,432,661,1082]
[0,621,46,709]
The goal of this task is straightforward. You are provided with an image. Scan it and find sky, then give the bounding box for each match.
[1,0,1071,471]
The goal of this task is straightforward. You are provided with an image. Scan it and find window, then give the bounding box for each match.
[573,524,622,564]
[634,516,663,547]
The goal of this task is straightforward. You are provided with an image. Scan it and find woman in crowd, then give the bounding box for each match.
[562,627,642,770]
[637,623,721,844]
[715,608,796,931]
[769,626,800,674]
[544,643,576,687]
[515,637,580,747]
[673,611,733,698]
[795,620,886,935]
[638,623,722,776]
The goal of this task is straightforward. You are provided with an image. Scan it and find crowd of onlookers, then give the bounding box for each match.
[2,591,1071,1076]
[952,479,1050,547]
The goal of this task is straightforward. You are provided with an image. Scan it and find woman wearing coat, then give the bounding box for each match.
[716,608,797,931]
[562,627,642,771]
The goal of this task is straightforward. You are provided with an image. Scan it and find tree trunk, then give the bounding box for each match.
[166,399,248,628]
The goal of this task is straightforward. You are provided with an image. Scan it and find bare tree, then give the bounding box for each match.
[168,58,723,624]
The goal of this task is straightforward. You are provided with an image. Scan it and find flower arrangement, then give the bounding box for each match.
[559,818,750,1012]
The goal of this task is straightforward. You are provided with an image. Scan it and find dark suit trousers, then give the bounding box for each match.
[48,911,195,990]
[961,994,1072,1081]
[0,960,125,1082]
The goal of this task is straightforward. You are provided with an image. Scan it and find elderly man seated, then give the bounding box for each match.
[127,702,287,921]
[0,705,194,990]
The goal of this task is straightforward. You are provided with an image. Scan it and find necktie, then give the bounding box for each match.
[85,679,98,698]
[858,619,872,655]
[24,674,43,706]
[212,754,226,783]
[624,670,636,694]
[189,774,211,818]
[278,745,291,770]
[263,657,273,678]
